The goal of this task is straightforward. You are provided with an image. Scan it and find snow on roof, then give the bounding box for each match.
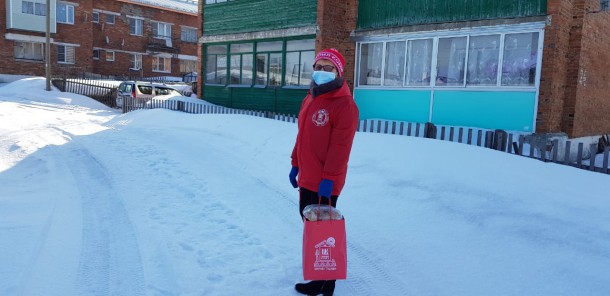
[126,0,199,14]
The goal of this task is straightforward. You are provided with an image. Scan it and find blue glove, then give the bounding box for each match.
[289,166,299,188]
[318,179,334,198]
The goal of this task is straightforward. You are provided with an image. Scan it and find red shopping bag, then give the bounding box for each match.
[302,218,347,280]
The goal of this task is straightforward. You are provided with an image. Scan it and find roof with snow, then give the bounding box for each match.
[126,0,199,14]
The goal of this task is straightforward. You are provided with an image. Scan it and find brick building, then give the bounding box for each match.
[199,0,610,138]
[0,0,199,79]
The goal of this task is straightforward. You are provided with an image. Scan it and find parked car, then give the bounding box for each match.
[115,81,181,108]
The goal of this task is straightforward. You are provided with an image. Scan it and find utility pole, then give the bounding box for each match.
[45,0,51,91]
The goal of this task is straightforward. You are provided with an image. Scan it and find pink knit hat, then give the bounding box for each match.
[313,48,345,77]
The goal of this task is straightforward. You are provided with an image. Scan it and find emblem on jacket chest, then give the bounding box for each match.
[312,109,330,127]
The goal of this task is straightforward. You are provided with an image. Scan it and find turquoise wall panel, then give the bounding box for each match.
[354,89,431,123]
[432,90,536,132]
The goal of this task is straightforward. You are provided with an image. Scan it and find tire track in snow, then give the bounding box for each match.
[63,144,146,296]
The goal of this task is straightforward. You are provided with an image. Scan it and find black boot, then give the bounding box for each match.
[294,280,335,296]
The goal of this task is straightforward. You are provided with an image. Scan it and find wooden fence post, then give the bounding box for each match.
[424,122,436,139]
[589,143,597,171]
[576,143,584,168]
[563,141,572,165]
[602,146,610,174]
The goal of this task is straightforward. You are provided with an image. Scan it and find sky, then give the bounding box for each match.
[1,77,609,296]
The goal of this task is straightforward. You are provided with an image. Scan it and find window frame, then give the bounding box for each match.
[153,21,173,39]
[92,11,99,23]
[205,44,228,85]
[56,2,75,25]
[57,45,75,64]
[105,50,115,62]
[105,13,116,24]
[14,41,44,61]
[203,37,315,88]
[179,59,197,74]
[354,24,544,90]
[93,49,100,60]
[228,43,255,86]
[22,1,47,16]
[152,56,171,73]
[181,26,198,43]
[129,17,144,36]
[131,54,142,70]
[284,39,315,88]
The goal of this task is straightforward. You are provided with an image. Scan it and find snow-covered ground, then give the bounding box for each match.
[1,77,609,296]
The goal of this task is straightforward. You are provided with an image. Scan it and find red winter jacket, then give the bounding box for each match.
[291,81,359,196]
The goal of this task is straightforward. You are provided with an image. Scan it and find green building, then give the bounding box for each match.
[200,0,610,137]
[200,0,356,115]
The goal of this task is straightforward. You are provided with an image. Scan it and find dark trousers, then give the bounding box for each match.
[299,187,338,220]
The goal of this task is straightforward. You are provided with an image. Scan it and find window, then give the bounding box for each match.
[57,45,75,63]
[93,49,100,59]
[129,18,143,36]
[92,11,99,23]
[131,54,142,70]
[205,0,228,4]
[22,1,46,16]
[383,41,406,86]
[436,37,467,86]
[602,0,610,10]
[467,35,501,86]
[356,28,541,89]
[57,3,74,24]
[229,43,254,85]
[206,45,227,84]
[106,51,115,62]
[181,27,197,43]
[180,59,197,73]
[502,32,539,86]
[153,56,171,72]
[255,41,283,86]
[284,39,315,86]
[358,42,383,86]
[406,39,433,86]
[14,41,44,61]
[105,13,115,24]
[153,22,172,39]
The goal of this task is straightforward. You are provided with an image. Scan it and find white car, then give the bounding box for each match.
[115,81,181,108]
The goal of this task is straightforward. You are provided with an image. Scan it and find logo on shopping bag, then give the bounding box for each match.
[314,237,336,271]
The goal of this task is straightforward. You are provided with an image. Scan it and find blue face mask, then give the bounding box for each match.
[312,71,337,85]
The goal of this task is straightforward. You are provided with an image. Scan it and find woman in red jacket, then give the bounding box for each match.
[289,48,359,296]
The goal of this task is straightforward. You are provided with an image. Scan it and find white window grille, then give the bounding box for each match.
[14,41,44,61]
[57,45,75,64]
[129,18,143,36]
[57,3,75,24]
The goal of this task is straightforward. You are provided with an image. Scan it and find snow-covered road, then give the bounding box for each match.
[2,78,610,296]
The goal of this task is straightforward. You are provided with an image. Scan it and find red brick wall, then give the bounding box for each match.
[91,0,198,78]
[0,0,198,79]
[54,0,94,76]
[316,0,358,89]
[540,0,610,137]
[571,3,610,136]
[538,0,574,134]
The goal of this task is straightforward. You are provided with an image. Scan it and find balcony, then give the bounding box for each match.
[147,35,180,53]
